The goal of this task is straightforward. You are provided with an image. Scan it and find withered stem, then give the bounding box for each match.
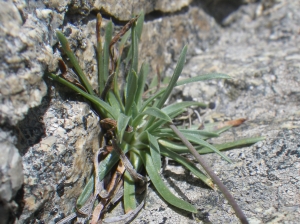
[169,124,249,224]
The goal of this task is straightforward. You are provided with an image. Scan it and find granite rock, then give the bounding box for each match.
[0,0,59,126]
[18,94,100,223]
[0,1,65,222]
[0,0,299,223]
[94,0,193,21]
[133,0,300,223]
[0,133,23,224]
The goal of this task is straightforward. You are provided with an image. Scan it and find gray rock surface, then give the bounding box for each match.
[0,0,55,126]
[133,129,300,224]
[94,0,193,21]
[0,0,299,223]
[133,1,300,223]
[0,134,23,224]
[18,95,100,223]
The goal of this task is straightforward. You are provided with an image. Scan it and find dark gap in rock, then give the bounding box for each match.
[62,5,95,27]
[17,7,27,25]
[15,78,51,156]
[192,0,245,25]
[33,206,45,220]
[65,4,191,25]
[63,8,134,28]
[14,184,25,220]
[0,199,15,224]
[59,0,246,32]
[287,91,300,103]
[91,8,138,25]
[144,6,189,22]
[195,209,212,223]
[62,10,89,26]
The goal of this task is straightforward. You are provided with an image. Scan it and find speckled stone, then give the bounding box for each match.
[18,98,100,223]
[1,0,299,223]
[94,0,193,21]
[0,134,23,224]
[0,0,60,126]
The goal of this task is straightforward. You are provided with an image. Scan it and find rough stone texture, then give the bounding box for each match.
[132,0,300,223]
[0,134,23,224]
[1,1,65,223]
[17,86,101,223]
[0,0,299,223]
[94,0,193,21]
[133,129,300,224]
[0,0,59,126]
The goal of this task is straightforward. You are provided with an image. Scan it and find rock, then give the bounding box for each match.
[17,94,101,223]
[1,0,299,223]
[132,129,300,223]
[133,0,300,223]
[0,133,23,224]
[0,0,61,126]
[94,0,193,21]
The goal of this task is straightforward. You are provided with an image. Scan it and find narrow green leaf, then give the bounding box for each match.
[108,91,122,112]
[143,107,172,122]
[47,73,117,119]
[56,31,95,96]
[180,132,232,163]
[124,170,136,213]
[198,137,265,154]
[119,30,131,49]
[162,101,207,115]
[123,15,139,70]
[147,132,161,172]
[143,73,231,112]
[167,108,186,119]
[117,113,131,143]
[124,152,141,213]
[124,46,132,67]
[113,29,130,89]
[202,122,232,134]
[159,137,264,154]
[76,150,119,208]
[130,151,143,171]
[213,126,232,135]
[143,73,230,110]
[156,45,188,109]
[125,70,138,115]
[162,76,171,85]
[148,71,159,91]
[131,21,138,77]
[158,139,190,152]
[136,12,144,40]
[159,145,214,189]
[146,108,185,133]
[96,15,103,95]
[139,89,165,112]
[176,73,231,86]
[102,21,113,83]
[131,102,138,120]
[155,128,219,140]
[135,150,197,213]
[88,95,119,119]
[133,107,172,128]
[151,132,175,139]
[135,63,149,108]
[144,46,188,132]
[169,124,250,222]
[112,31,131,111]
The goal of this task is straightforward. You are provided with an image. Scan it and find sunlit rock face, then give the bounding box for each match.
[1,0,299,223]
